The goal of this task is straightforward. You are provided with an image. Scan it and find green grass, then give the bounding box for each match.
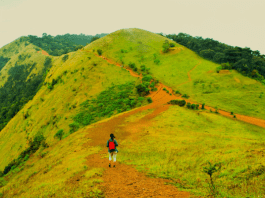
[86,28,265,120]
[119,106,265,197]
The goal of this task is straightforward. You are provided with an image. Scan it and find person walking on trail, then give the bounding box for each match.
[107,133,118,168]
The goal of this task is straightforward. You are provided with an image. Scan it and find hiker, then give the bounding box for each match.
[107,133,118,168]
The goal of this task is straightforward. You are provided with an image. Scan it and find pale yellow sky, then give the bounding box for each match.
[0,0,265,54]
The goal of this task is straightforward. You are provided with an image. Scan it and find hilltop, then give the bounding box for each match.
[0,28,265,197]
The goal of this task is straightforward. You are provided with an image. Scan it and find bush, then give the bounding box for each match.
[154,59,160,65]
[202,103,205,109]
[162,40,170,53]
[168,100,186,107]
[175,90,181,94]
[128,62,136,69]
[136,83,150,96]
[140,65,146,71]
[191,104,196,109]
[54,129,64,140]
[97,49,102,56]
[69,122,80,133]
[182,94,190,98]
[169,43,175,47]
[142,75,153,82]
[187,102,191,109]
[147,97,153,103]
[216,66,222,73]
[62,54,69,62]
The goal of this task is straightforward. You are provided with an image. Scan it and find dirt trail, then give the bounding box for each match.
[80,49,265,197]
[177,57,201,87]
[93,50,265,128]
[83,102,190,198]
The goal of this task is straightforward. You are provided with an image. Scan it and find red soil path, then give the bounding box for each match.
[37,50,49,56]
[80,49,265,197]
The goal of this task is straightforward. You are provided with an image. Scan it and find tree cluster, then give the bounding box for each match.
[26,33,107,56]
[166,33,265,82]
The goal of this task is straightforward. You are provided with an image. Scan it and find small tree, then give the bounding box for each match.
[54,129,64,140]
[97,49,102,56]
[162,40,170,53]
[62,54,69,62]
[202,103,205,109]
[203,161,221,197]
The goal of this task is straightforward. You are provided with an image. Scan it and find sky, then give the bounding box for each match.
[0,0,265,54]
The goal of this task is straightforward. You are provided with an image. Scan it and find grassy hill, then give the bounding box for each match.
[86,28,265,119]
[0,28,264,197]
[0,38,54,130]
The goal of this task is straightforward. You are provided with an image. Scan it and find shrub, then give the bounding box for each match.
[69,122,80,133]
[175,90,181,94]
[216,66,222,73]
[162,40,170,53]
[136,83,150,96]
[62,54,69,62]
[154,59,160,65]
[142,75,153,82]
[140,65,146,71]
[203,161,221,197]
[97,49,102,56]
[168,100,186,107]
[187,102,191,109]
[128,62,136,69]
[195,104,199,110]
[182,94,190,98]
[202,103,205,109]
[147,97,153,103]
[169,43,175,47]
[191,104,196,109]
[54,129,64,140]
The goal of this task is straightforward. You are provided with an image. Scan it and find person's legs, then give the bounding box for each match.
[109,152,113,167]
[112,152,117,167]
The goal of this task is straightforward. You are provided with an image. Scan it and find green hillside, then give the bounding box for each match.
[0,28,264,197]
[86,28,265,119]
[0,38,54,131]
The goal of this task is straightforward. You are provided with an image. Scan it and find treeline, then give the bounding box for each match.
[26,33,107,56]
[0,57,52,131]
[166,33,265,82]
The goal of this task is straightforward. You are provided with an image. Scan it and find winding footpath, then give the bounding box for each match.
[80,49,265,197]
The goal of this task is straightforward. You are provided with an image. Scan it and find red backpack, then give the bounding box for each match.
[109,140,116,152]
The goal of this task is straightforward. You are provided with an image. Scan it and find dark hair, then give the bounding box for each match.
[110,133,115,140]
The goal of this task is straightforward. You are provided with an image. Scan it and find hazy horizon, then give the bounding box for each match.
[1,0,265,54]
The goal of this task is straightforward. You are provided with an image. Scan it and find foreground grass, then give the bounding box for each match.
[0,129,104,198]
[119,106,265,197]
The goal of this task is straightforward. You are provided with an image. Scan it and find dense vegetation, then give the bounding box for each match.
[70,82,148,133]
[0,56,10,72]
[166,33,265,83]
[26,33,107,56]
[0,57,52,131]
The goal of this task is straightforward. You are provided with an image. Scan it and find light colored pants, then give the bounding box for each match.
[109,151,117,162]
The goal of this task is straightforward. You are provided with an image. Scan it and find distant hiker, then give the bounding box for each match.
[107,133,118,168]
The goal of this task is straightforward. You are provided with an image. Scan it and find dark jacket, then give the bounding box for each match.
[106,138,118,153]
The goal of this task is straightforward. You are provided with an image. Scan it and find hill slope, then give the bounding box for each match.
[0,28,265,197]
[0,38,53,130]
[86,28,265,119]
